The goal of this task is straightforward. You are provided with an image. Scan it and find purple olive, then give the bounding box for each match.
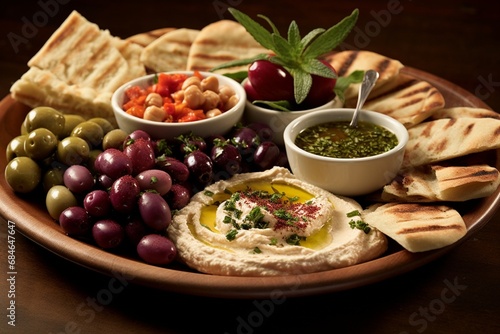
[92,219,124,249]
[63,165,95,194]
[165,183,191,210]
[109,175,140,214]
[135,169,172,196]
[136,234,177,266]
[253,141,281,170]
[123,138,156,175]
[83,189,111,218]
[59,206,92,236]
[155,156,190,183]
[183,150,213,185]
[94,148,132,180]
[138,192,172,231]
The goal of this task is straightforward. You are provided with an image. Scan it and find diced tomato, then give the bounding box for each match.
[178,109,206,122]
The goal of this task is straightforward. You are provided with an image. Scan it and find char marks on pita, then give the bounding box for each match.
[429,107,500,120]
[381,164,500,202]
[186,20,269,73]
[403,117,500,168]
[325,50,404,100]
[362,203,467,252]
[126,27,177,47]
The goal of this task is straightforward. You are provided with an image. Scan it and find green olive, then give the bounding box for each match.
[23,106,65,137]
[24,128,58,160]
[4,157,41,193]
[102,129,128,150]
[56,136,90,166]
[61,114,86,138]
[45,185,77,220]
[88,117,115,135]
[71,121,104,148]
[6,135,29,161]
[42,164,66,192]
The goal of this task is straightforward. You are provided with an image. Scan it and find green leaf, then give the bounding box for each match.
[251,100,292,111]
[222,71,249,82]
[271,34,294,60]
[291,68,312,104]
[257,13,281,36]
[209,53,269,72]
[287,21,302,56]
[228,8,276,50]
[301,58,336,78]
[334,70,365,103]
[300,28,325,50]
[303,9,359,59]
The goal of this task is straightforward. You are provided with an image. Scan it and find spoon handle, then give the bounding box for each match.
[349,69,380,127]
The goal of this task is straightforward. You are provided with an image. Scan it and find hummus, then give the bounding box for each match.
[168,167,387,276]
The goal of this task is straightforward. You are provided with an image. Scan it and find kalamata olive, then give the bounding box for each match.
[165,183,191,210]
[184,150,213,185]
[231,126,260,150]
[60,114,86,138]
[247,123,275,142]
[253,141,281,170]
[24,128,58,161]
[210,140,242,176]
[71,121,104,148]
[156,156,190,183]
[135,169,172,195]
[46,185,78,220]
[63,165,95,194]
[102,129,128,151]
[124,130,151,146]
[124,218,147,246]
[88,117,114,135]
[84,189,111,217]
[92,219,124,249]
[136,234,177,265]
[123,138,156,175]
[109,175,140,214]
[97,174,114,189]
[22,106,65,137]
[6,135,28,161]
[4,157,41,193]
[59,206,92,236]
[56,136,90,166]
[94,148,133,180]
[138,192,172,231]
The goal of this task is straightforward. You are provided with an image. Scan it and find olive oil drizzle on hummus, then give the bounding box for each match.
[199,181,333,249]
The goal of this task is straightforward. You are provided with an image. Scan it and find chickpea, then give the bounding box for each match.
[225,95,239,110]
[206,109,222,118]
[202,90,220,110]
[183,85,205,109]
[143,105,167,122]
[182,76,201,90]
[201,76,219,92]
[171,90,184,103]
[145,92,163,107]
[219,85,236,106]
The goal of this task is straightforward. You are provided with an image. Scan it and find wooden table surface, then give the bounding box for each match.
[1,1,499,333]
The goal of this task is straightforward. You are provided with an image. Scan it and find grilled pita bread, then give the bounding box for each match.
[355,74,445,128]
[126,27,176,47]
[140,28,200,72]
[403,117,500,168]
[325,50,404,100]
[186,20,269,73]
[10,11,145,124]
[362,203,467,252]
[429,107,500,120]
[381,164,500,202]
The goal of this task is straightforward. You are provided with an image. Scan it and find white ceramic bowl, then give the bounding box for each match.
[112,71,246,140]
[243,83,342,146]
[283,108,409,196]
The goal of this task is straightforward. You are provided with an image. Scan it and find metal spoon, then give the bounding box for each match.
[349,69,380,127]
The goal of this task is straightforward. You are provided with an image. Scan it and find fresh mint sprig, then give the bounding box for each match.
[211,8,359,104]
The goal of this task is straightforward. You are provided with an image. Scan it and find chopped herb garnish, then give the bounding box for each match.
[349,219,371,234]
[252,247,262,254]
[204,190,214,197]
[226,229,238,241]
[347,210,360,218]
[286,234,305,246]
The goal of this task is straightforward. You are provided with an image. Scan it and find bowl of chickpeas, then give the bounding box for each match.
[111,71,246,140]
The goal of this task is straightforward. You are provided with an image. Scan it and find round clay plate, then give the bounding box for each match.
[1,67,499,299]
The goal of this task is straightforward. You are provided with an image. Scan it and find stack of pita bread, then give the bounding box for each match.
[9,12,500,255]
[326,50,500,252]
